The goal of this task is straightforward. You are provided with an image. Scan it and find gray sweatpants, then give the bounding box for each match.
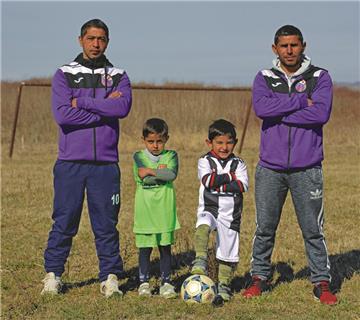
[251,164,331,283]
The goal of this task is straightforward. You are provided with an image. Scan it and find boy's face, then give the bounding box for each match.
[206,134,237,160]
[143,133,168,156]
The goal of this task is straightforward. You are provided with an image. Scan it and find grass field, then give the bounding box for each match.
[1,81,360,319]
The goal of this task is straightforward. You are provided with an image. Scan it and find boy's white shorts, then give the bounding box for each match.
[196,211,239,263]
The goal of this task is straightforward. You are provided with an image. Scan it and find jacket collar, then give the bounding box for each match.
[272,55,311,78]
[143,148,163,163]
[74,53,113,69]
[209,150,235,162]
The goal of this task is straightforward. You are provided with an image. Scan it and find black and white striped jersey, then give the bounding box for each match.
[197,151,249,232]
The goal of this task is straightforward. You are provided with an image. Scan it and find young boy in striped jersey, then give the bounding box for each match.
[133,118,180,299]
[191,119,249,304]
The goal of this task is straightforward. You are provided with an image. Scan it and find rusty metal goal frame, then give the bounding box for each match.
[9,82,252,158]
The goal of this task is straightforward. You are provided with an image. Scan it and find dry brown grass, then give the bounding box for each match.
[1,80,359,319]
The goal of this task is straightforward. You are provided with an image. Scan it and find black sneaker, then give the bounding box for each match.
[217,282,232,301]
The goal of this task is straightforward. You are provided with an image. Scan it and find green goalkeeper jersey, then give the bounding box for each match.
[133,149,180,234]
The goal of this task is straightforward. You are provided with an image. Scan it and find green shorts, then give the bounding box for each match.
[135,231,175,248]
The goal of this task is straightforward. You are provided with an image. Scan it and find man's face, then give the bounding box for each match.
[143,133,168,156]
[79,27,108,60]
[272,35,306,73]
[206,134,237,160]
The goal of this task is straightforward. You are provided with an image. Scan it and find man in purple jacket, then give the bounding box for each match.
[242,25,337,305]
[41,19,132,298]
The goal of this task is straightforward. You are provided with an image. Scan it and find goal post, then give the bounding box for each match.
[9,82,252,158]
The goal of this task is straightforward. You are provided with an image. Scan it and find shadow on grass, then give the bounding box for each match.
[231,249,360,294]
[62,250,196,294]
[119,250,196,293]
[62,278,99,293]
[62,249,359,295]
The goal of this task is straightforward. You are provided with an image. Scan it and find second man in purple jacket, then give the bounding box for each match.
[242,25,337,305]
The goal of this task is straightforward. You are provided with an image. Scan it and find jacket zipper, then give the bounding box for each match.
[92,68,97,161]
[287,77,293,169]
[287,126,291,169]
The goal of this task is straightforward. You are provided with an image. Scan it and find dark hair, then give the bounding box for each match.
[143,118,169,138]
[208,119,237,141]
[274,25,303,45]
[80,19,109,40]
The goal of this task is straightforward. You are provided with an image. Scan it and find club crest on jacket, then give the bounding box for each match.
[295,80,307,92]
[101,74,113,87]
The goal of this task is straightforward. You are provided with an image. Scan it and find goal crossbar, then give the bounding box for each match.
[9,82,252,158]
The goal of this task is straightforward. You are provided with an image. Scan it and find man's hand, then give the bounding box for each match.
[71,91,121,108]
[307,98,313,107]
[138,167,156,179]
[108,91,122,99]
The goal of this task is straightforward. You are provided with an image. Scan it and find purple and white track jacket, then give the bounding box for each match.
[52,54,132,162]
[252,56,333,170]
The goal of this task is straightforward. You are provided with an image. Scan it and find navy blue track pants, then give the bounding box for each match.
[44,160,123,281]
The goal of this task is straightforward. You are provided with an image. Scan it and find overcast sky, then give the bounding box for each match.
[1,0,359,86]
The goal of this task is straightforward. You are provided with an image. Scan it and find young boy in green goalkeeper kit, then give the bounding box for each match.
[133,118,180,298]
[191,119,249,304]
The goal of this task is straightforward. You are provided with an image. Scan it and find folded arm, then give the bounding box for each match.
[52,69,102,127]
[142,169,177,185]
[75,72,132,119]
[216,159,249,194]
[134,151,178,186]
[282,71,333,126]
[198,157,248,194]
[252,71,308,119]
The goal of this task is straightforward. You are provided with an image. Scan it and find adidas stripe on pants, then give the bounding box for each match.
[250,164,331,283]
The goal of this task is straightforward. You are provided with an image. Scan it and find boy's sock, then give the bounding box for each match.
[216,261,235,302]
[139,247,152,283]
[218,260,234,286]
[159,245,172,284]
[194,224,210,258]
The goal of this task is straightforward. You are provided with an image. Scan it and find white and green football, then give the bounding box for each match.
[180,274,217,303]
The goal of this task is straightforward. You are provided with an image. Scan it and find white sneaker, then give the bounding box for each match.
[159,282,177,299]
[100,274,123,298]
[41,272,62,295]
[138,282,152,297]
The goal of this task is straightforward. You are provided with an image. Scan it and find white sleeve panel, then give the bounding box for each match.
[235,160,249,192]
[198,157,212,181]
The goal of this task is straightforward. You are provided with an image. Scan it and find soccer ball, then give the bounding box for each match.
[180,274,217,304]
